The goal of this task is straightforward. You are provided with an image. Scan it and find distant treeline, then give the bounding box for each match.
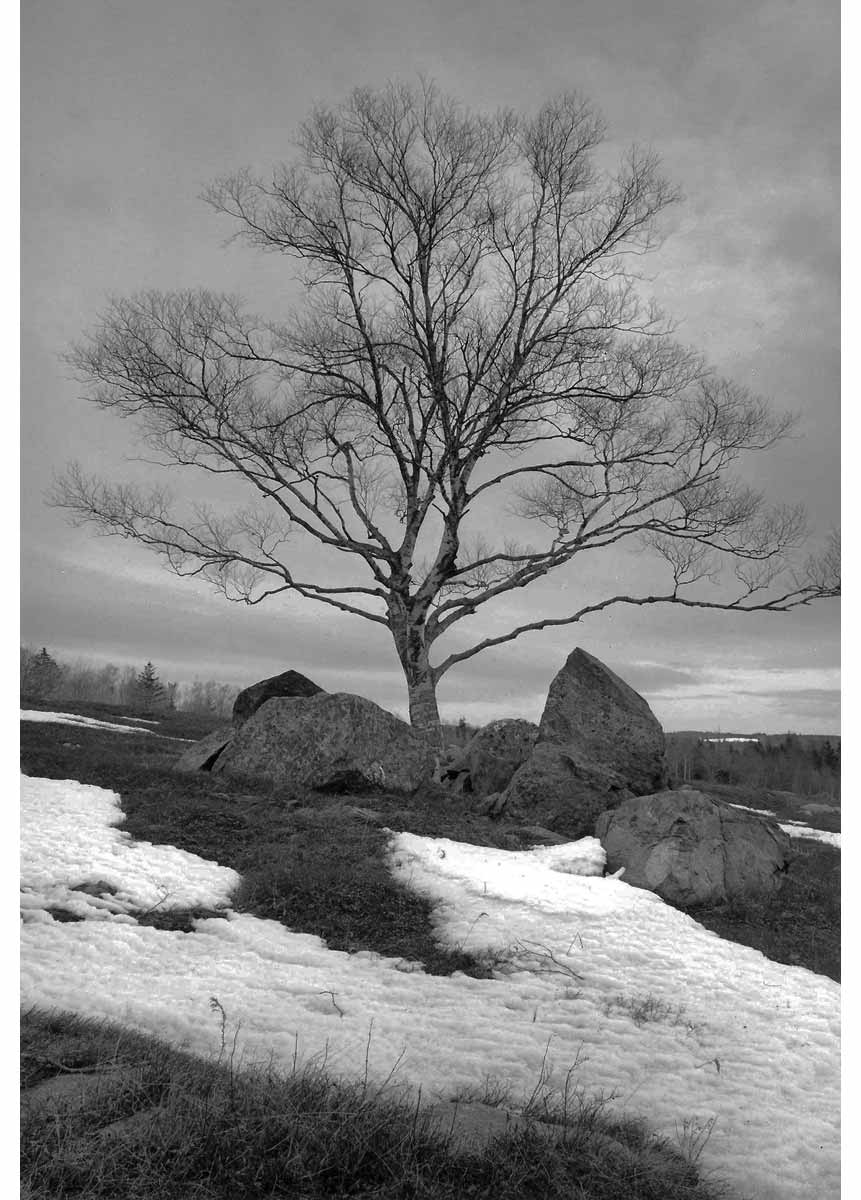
[19,648,840,798]
[20,646,240,719]
[19,646,490,734]
[665,731,840,799]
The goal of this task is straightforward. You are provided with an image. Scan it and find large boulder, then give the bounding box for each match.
[498,744,635,836]
[534,648,666,793]
[232,669,323,726]
[594,788,792,906]
[444,719,539,796]
[499,648,667,836]
[173,725,235,773]
[213,692,436,793]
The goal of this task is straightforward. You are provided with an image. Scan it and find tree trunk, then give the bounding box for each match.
[389,604,443,748]
[407,672,442,740]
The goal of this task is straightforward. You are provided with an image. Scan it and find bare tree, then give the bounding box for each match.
[54,81,839,739]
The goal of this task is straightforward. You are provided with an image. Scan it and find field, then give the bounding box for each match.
[20,701,841,1199]
[21,701,840,982]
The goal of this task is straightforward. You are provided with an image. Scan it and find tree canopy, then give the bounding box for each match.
[55,80,839,735]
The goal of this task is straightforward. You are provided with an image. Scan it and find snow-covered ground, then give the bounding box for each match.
[21,710,159,735]
[728,802,841,848]
[21,710,193,742]
[20,775,840,1200]
[20,776,239,924]
[778,823,841,848]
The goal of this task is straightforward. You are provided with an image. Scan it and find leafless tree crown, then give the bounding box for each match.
[55,80,839,728]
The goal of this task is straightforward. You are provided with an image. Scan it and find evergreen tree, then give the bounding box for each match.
[21,647,63,702]
[821,739,840,772]
[134,661,166,713]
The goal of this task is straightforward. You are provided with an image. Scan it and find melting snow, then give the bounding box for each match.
[20,775,840,1200]
[20,776,239,922]
[727,802,841,848]
[21,710,158,735]
[778,824,841,848]
[21,710,193,741]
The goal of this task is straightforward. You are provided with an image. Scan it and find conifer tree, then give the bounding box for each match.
[21,647,63,702]
[134,661,165,713]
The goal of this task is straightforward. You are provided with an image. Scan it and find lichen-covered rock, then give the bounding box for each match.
[499,648,667,835]
[446,718,539,796]
[232,669,323,726]
[496,744,634,837]
[535,648,666,794]
[173,725,234,773]
[213,692,436,793]
[594,788,792,905]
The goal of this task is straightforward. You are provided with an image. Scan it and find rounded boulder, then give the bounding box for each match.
[594,788,792,906]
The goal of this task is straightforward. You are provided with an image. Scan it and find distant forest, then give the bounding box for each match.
[20,646,240,720]
[665,732,840,800]
[20,646,839,800]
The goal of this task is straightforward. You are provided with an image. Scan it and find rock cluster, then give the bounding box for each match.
[496,648,667,837]
[232,669,323,725]
[442,718,539,795]
[174,654,798,906]
[178,688,436,794]
[176,650,666,835]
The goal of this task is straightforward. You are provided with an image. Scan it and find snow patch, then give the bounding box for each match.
[21,710,193,741]
[20,775,839,1200]
[779,824,841,848]
[21,710,157,735]
[20,775,239,921]
[725,802,841,847]
[728,802,777,817]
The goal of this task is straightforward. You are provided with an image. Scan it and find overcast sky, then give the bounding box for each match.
[21,0,839,732]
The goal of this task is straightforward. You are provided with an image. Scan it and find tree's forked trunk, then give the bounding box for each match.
[391,609,444,750]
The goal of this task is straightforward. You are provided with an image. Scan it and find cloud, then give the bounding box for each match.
[641,664,840,735]
[21,0,838,736]
[608,662,702,694]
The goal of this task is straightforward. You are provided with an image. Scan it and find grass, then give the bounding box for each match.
[698,781,842,834]
[682,838,840,981]
[21,708,519,978]
[21,700,839,1197]
[20,706,840,982]
[662,781,841,982]
[602,994,701,1033]
[21,1007,733,1200]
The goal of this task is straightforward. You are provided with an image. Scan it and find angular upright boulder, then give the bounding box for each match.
[594,788,792,906]
[233,669,324,726]
[535,648,667,793]
[499,648,667,837]
[213,692,436,793]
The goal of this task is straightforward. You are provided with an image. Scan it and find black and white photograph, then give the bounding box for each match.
[20,3,841,1197]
